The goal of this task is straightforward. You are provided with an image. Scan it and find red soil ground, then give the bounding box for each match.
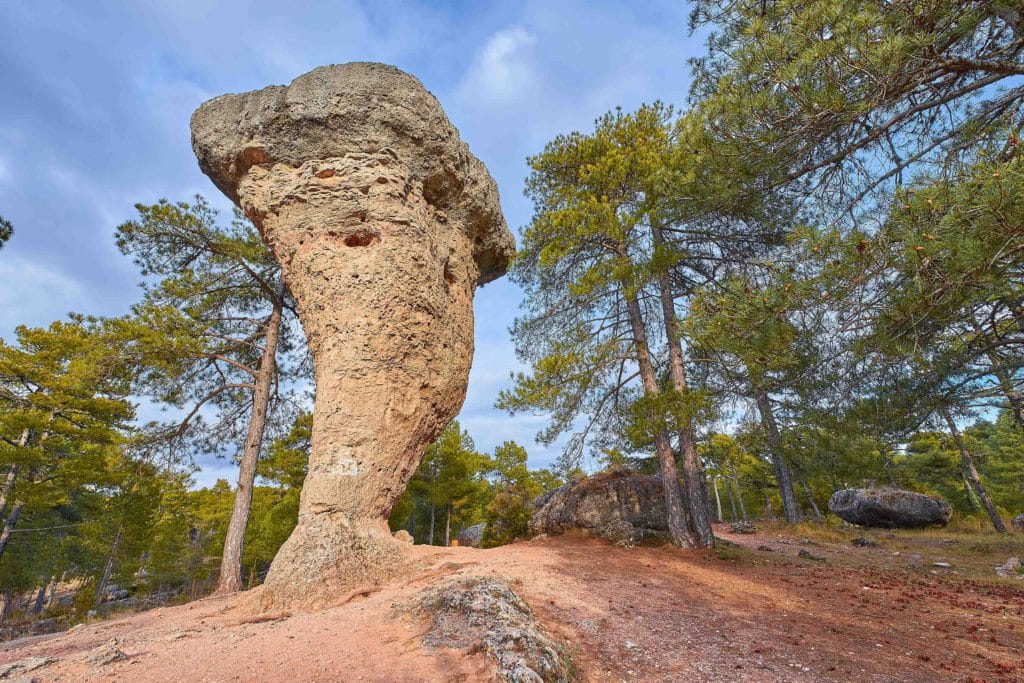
[2,523,1021,682]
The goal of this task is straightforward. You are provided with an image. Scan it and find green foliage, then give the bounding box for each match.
[0,215,11,250]
[482,441,562,548]
[690,0,1024,214]
[110,197,302,461]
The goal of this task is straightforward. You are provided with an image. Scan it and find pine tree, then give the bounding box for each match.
[112,197,303,591]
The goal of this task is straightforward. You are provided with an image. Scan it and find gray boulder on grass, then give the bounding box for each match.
[828,488,952,528]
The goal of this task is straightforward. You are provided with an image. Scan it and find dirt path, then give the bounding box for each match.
[2,526,1021,682]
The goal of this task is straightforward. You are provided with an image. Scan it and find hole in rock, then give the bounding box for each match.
[344,230,378,248]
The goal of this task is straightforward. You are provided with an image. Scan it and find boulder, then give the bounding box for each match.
[530,470,667,544]
[1011,513,1024,531]
[192,63,514,606]
[457,523,485,548]
[828,488,952,528]
[995,557,1021,578]
[729,521,757,534]
[393,530,414,544]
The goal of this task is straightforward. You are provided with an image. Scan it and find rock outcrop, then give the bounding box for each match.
[191,63,514,605]
[458,523,485,548]
[530,469,667,544]
[1011,513,1024,531]
[412,576,570,682]
[828,488,952,528]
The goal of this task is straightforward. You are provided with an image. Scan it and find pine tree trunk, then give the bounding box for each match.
[941,408,1006,532]
[726,478,739,522]
[31,580,46,616]
[733,479,748,521]
[0,589,12,622]
[763,493,776,520]
[963,476,980,511]
[217,280,286,593]
[0,501,24,562]
[754,389,801,523]
[429,504,436,545]
[444,504,451,547]
[650,224,714,547]
[622,284,694,548]
[712,477,723,523]
[94,526,123,608]
[406,507,415,535]
[0,432,27,520]
[46,575,59,609]
[802,480,823,521]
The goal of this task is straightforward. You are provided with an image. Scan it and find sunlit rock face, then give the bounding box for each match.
[191,63,514,605]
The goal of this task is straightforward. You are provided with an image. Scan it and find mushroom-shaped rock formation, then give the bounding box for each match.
[191,63,514,605]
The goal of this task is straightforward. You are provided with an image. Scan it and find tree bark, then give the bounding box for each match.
[802,480,823,521]
[30,580,46,616]
[444,504,451,547]
[406,507,415,535]
[428,504,436,546]
[726,477,739,522]
[622,284,694,548]
[763,493,776,521]
[0,430,28,520]
[0,588,12,622]
[733,478,748,521]
[0,501,24,562]
[712,477,723,523]
[46,574,59,610]
[651,223,714,547]
[963,476,980,511]
[941,408,1006,532]
[94,526,123,608]
[217,279,286,593]
[754,389,801,523]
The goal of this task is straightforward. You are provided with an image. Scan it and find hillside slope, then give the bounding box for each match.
[1,526,1021,682]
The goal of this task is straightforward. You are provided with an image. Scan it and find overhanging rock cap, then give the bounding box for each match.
[190,62,513,284]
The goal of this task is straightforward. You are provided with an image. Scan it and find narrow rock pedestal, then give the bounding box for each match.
[191,63,514,605]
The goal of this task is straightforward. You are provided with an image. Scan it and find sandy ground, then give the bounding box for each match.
[1,524,1022,682]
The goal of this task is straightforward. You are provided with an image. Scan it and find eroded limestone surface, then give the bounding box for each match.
[191,63,514,604]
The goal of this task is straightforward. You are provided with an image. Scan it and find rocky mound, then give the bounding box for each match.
[1011,513,1024,531]
[531,470,666,544]
[828,488,952,528]
[412,575,570,682]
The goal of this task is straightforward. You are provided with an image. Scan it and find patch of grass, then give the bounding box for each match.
[713,540,761,565]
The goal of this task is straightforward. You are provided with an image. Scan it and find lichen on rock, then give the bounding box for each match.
[530,468,669,544]
[412,575,571,682]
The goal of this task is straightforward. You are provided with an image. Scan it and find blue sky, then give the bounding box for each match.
[0,0,704,486]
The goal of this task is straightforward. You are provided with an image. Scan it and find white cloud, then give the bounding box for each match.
[459,27,538,105]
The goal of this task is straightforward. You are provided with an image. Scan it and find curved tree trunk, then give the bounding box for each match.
[802,480,823,521]
[754,389,801,523]
[941,408,1006,532]
[651,223,714,547]
[622,285,694,548]
[0,501,23,562]
[217,279,286,593]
